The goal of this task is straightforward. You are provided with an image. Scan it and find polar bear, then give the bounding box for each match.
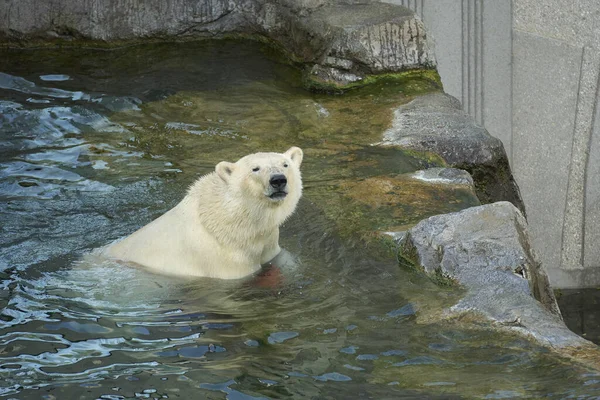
[105,147,303,279]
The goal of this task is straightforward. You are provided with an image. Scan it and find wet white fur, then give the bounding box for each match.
[105,147,303,279]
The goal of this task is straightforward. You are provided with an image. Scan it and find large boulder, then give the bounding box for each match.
[398,201,591,349]
[375,92,525,214]
[0,0,253,41]
[0,0,436,90]
[269,1,436,90]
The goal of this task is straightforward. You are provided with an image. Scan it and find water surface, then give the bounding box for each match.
[558,289,600,345]
[1,41,598,399]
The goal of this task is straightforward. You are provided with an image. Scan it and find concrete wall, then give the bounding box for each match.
[384,0,600,288]
[514,0,600,288]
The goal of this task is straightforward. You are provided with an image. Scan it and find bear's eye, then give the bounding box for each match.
[252,167,260,172]
[283,163,288,168]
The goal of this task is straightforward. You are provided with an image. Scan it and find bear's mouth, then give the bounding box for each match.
[268,191,287,201]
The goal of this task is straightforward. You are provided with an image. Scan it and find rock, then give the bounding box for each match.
[410,167,474,187]
[305,65,365,89]
[270,1,436,89]
[375,92,525,215]
[0,0,436,89]
[398,201,592,349]
[381,167,478,240]
[0,0,250,41]
[338,167,481,235]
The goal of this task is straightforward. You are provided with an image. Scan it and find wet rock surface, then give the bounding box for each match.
[410,167,474,187]
[398,201,593,349]
[335,166,480,235]
[376,92,525,215]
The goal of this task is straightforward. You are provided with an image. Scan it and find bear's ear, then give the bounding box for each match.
[284,146,303,167]
[216,161,236,182]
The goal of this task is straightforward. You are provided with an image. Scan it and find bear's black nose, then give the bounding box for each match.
[269,174,287,189]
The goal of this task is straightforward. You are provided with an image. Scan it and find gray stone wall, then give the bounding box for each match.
[514,0,600,288]
[385,0,600,288]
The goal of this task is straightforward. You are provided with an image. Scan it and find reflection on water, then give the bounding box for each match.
[1,41,599,398]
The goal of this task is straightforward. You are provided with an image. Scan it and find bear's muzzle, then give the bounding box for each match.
[268,173,288,200]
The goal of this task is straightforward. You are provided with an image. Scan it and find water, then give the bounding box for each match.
[0,41,598,398]
[558,289,600,345]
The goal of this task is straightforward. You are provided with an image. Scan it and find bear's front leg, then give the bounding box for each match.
[260,229,281,264]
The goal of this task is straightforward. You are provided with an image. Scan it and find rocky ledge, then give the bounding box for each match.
[396,202,600,365]
[0,0,436,91]
[375,92,525,215]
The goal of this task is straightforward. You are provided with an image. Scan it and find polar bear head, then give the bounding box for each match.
[215,147,303,209]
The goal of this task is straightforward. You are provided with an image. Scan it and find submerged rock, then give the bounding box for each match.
[411,167,474,187]
[337,167,480,235]
[398,201,592,349]
[376,92,525,215]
